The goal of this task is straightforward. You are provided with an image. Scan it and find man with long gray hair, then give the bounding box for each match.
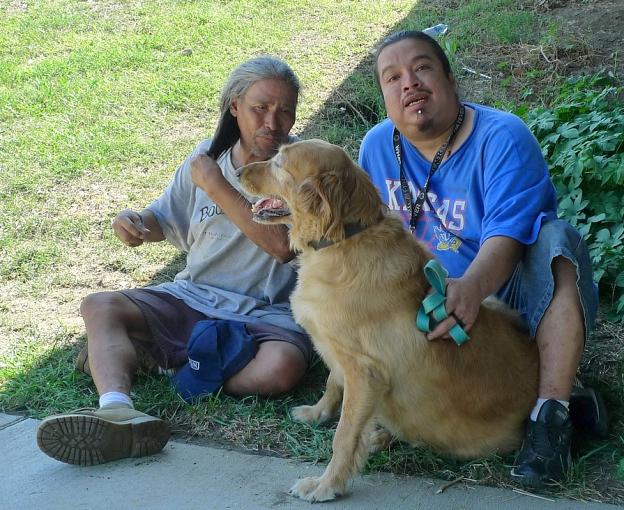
[37,56,311,466]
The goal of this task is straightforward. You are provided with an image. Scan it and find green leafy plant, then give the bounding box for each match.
[521,73,624,319]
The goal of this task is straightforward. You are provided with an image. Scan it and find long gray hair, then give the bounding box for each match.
[208,56,300,160]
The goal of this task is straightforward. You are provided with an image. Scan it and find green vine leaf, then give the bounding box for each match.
[515,72,624,321]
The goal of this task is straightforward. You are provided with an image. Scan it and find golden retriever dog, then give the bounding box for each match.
[239,139,538,503]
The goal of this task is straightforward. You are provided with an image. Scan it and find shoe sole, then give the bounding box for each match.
[37,413,171,466]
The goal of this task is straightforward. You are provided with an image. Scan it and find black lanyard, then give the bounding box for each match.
[393,104,465,232]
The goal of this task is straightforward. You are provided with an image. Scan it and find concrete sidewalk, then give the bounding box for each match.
[1,412,621,510]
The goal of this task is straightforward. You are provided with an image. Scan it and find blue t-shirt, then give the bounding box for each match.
[358,103,557,278]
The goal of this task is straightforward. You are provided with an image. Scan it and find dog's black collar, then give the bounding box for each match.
[308,222,371,251]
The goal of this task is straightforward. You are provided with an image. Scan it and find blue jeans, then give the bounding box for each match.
[497,220,598,341]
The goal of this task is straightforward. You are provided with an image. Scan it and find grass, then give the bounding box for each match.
[1,0,623,504]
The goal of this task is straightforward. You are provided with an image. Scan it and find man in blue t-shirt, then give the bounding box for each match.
[359,30,600,488]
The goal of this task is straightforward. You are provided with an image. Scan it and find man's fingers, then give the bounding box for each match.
[113,219,145,245]
[127,215,152,238]
[125,238,143,247]
[134,222,151,238]
[450,309,475,333]
[427,316,456,340]
[461,320,474,333]
[119,221,143,239]
[427,314,473,341]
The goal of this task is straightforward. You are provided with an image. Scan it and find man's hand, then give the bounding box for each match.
[112,209,151,247]
[425,236,523,341]
[188,148,293,262]
[190,153,225,194]
[426,274,483,341]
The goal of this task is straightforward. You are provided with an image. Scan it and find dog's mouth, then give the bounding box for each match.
[251,196,291,221]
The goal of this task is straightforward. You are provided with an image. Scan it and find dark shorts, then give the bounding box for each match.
[118,288,313,371]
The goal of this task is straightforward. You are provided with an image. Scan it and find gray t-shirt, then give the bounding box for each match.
[146,139,303,333]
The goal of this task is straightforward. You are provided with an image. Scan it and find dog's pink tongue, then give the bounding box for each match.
[252,197,284,213]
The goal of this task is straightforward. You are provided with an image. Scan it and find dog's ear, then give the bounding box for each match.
[320,156,382,228]
[317,171,345,240]
[297,172,345,241]
[297,177,325,217]
[295,145,382,242]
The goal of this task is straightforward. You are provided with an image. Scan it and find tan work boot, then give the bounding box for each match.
[75,344,159,377]
[74,345,92,375]
[36,404,171,466]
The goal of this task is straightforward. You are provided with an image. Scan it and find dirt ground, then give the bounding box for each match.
[458,0,624,104]
[547,0,623,68]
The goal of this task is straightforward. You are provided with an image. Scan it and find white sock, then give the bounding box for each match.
[99,391,134,409]
[530,398,569,421]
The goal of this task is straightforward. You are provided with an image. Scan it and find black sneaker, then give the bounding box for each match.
[570,386,609,438]
[511,400,573,488]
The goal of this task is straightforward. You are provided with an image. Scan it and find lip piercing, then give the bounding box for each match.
[417,109,423,114]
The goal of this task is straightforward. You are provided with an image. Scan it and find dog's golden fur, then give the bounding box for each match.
[239,139,538,502]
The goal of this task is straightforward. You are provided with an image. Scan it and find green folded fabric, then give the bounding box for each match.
[416,260,470,346]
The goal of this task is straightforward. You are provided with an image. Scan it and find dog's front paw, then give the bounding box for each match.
[288,477,341,502]
[290,405,331,424]
[289,477,321,500]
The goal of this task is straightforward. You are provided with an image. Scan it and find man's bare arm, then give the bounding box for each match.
[427,235,523,339]
[190,153,294,263]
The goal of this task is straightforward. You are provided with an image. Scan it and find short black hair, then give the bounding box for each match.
[373,30,452,90]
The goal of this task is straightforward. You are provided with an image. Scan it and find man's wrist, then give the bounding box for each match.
[461,271,492,301]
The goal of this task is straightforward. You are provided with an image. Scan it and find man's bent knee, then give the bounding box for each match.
[261,343,307,394]
[225,341,307,396]
[80,291,142,326]
[551,255,579,286]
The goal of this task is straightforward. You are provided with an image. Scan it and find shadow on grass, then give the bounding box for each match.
[0,341,96,419]
[297,23,384,155]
